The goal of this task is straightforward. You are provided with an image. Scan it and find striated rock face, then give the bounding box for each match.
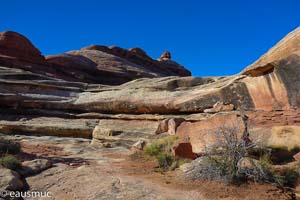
[0,30,191,85]
[0,28,300,158]
[46,45,191,85]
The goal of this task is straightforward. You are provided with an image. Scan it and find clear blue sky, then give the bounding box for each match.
[1,0,299,76]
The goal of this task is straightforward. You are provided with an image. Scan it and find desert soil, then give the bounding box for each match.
[3,135,292,200]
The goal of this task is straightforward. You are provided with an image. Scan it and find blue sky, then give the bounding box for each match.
[1,0,299,76]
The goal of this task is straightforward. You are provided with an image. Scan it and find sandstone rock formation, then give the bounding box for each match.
[21,159,52,176]
[0,167,24,191]
[242,27,300,76]
[0,31,44,63]
[0,27,300,159]
[159,51,171,60]
[0,31,191,85]
[45,45,191,85]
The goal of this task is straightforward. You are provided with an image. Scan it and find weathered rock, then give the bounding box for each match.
[179,162,194,173]
[176,113,244,154]
[0,31,44,63]
[1,28,300,115]
[20,159,52,176]
[242,27,300,76]
[2,55,300,115]
[173,143,197,159]
[46,45,191,85]
[155,118,185,135]
[131,139,146,151]
[204,101,234,113]
[296,185,300,199]
[0,167,23,191]
[92,119,159,147]
[0,28,300,164]
[0,30,191,86]
[294,152,300,162]
[46,50,157,85]
[167,118,185,135]
[159,51,171,60]
[269,126,300,150]
[155,119,169,134]
[0,117,98,138]
[237,157,259,172]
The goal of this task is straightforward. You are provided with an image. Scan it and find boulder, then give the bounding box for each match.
[179,162,194,173]
[159,51,171,60]
[268,126,300,150]
[131,139,147,151]
[176,113,244,154]
[167,118,185,135]
[20,159,52,176]
[155,119,169,134]
[92,119,159,147]
[237,157,259,172]
[0,167,23,191]
[155,118,185,135]
[0,31,44,63]
[294,152,300,162]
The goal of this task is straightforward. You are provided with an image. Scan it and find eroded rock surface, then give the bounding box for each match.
[0,167,24,191]
[0,27,299,199]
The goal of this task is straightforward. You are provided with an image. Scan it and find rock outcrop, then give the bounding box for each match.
[0,27,300,158]
[159,51,171,60]
[0,31,191,85]
[45,45,191,85]
[0,31,44,63]
[0,167,24,191]
[242,27,300,76]
[21,159,52,176]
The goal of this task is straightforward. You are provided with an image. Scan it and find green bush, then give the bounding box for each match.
[157,152,174,170]
[145,136,182,171]
[0,155,22,171]
[0,138,21,155]
[144,136,178,157]
[144,142,161,156]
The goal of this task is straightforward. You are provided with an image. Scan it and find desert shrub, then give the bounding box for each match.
[144,142,161,156]
[144,136,189,171]
[186,112,300,188]
[244,154,284,185]
[0,137,21,155]
[144,136,178,156]
[0,155,22,170]
[157,152,174,170]
[201,122,254,183]
[183,156,231,181]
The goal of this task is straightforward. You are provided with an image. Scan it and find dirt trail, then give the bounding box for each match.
[4,135,291,200]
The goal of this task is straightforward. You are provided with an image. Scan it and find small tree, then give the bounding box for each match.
[202,114,256,183]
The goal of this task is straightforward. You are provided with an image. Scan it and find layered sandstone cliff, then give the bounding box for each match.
[0,27,300,157]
